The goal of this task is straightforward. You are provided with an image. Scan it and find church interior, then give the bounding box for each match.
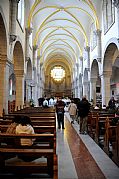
[0,0,119,178]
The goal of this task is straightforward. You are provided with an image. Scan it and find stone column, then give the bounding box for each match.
[113,0,119,37]
[10,0,18,42]
[37,56,41,99]
[40,63,43,97]
[73,67,76,97]
[76,63,79,97]
[26,80,30,102]
[83,81,89,100]
[32,46,38,106]
[101,72,111,107]
[80,56,83,75]
[90,77,97,106]
[25,27,32,61]
[79,84,83,99]
[33,45,38,68]
[15,71,24,109]
[85,46,90,70]
[96,29,102,62]
[72,81,75,98]
[0,59,9,115]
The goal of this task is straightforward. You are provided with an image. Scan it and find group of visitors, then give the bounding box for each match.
[55,95,90,135]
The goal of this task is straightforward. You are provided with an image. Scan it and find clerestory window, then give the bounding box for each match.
[17,0,24,29]
[103,0,115,33]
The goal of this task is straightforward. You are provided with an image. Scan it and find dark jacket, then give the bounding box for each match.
[77,98,90,117]
[56,100,65,113]
[108,99,116,109]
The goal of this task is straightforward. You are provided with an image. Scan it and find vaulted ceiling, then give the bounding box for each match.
[27,0,100,72]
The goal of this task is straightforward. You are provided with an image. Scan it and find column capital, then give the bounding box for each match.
[40,62,43,67]
[14,69,24,77]
[101,71,112,78]
[37,55,41,60]
[85,46,90,52]
[96,29,102,36]
[9,34,17,43]
[113,0,119,8]
[26,27,33,35]
[79,56,83,61]
[97,57,101,62]
[33,45,38,51]
[25,57,30,62]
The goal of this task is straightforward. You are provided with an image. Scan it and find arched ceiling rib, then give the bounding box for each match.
[27,0,100,68]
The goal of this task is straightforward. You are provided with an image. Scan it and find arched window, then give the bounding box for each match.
[17,0,24,29]
[103,0,115,33]
[51,66,65,82]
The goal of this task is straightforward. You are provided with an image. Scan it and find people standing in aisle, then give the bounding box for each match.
[49,97,54,107]
[55,97,66,129]
[43,97,49,108]
[68,99,77,124]
[108,97,116,113]
[78,96,90,134]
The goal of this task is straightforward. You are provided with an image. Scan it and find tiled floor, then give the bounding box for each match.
[57,112,119,179]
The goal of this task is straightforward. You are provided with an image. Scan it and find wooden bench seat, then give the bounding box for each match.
[0,133,55,149]
[0,124,56,134]
[0,148,55,177]
[0,118,56,126]
[0,133,58,178]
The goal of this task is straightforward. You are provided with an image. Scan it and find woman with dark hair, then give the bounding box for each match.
[16,115,35,146]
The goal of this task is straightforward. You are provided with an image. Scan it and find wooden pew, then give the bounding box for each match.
[95,116,114,144]
[0,119,56,128]
[104,120,119,166]
[0,133,57,178]
[0,124,56,134]
[7,107,56,117]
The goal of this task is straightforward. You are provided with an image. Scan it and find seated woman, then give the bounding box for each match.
[16,115,35,146]
[16,116,37,161]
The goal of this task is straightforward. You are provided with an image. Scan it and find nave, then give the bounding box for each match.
[57,112,119,179]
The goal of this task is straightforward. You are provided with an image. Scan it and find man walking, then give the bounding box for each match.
[78,96,90,134]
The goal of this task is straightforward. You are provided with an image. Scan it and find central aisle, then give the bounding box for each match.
[56,112,119,179]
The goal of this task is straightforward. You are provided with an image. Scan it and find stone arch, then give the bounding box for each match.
[102,42,119,105]
[13,41,24,73]
[103,43,118,74]
[0,12,8,115]
[0,12,7,56]
[26,59,32,80]
[44,60,71,98]
[90,59,100,105]
[91,59,99,78]
[13,41,25,108]
[83,68,90,100]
